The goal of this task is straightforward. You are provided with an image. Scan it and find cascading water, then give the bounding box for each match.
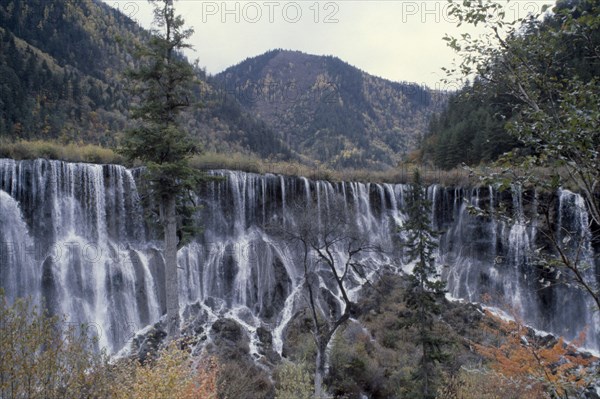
[0,159,160,352]
[437,185,599,352]
[0,158,598,355]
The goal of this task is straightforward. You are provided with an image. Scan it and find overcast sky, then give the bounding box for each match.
[103,0,553,89]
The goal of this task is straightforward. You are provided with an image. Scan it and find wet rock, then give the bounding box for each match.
[181,301,208,338]
[257,326,272,345]
[132,321,167,364]
[209,318,250,360]
[257,326,281,364]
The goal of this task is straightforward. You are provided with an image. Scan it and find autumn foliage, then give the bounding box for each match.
[0,292,220,399]
[473,310,596,398]
[110,344,220,399]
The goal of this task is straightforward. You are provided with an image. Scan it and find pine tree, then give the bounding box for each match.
[400,169,448,399]
[120,0,200,338]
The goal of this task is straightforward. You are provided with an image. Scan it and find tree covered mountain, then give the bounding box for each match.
[0,0,144,144]
[0,1,442,169]
[0,0,290,159]
[214,50,445,169]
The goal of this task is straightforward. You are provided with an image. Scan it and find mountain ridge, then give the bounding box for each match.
[214,49,445,169]
[0,1,443,170]
[0,0,292,159]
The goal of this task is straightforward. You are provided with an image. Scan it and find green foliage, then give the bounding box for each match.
[328,326,390,398]
[427,0,600,176]
[442,0,600,310]
[400,169,448,399]
[120,0,201,197]
[423,82,518,169]
[275,361,314,399]
[0,0,144,143]
[119,0,202,338]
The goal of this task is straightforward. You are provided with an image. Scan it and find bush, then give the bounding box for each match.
[110,344,219,399]
[275,361,314,399]
[0,290,219,399]
[215,357,273,399]
[436,369,546,399]
[0,291,112,399]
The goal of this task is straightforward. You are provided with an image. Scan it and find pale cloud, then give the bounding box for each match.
[105,0,552,88]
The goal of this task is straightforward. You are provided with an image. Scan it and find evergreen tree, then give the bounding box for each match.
[119,0,200,338]
[400,169,448,399]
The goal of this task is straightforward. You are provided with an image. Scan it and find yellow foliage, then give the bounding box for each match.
[0,291,220,399]
[110,344,220,399]
[0,293,113,399]
[0,139,123,164]
[275,361,314,399]
[436,368,547,399]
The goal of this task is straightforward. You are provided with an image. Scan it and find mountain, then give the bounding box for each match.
[0,1,442,169]
[0,0,144,144]
[0,0,291,158]
[215,50,445,169]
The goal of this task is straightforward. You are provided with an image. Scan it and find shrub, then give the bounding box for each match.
[215,357,273,399]
[275,361,314,399]
[436,369,547,399]
[110,343,219,399]
[0,139,124,164]
[0,291,112,399]
[0,290,220,399]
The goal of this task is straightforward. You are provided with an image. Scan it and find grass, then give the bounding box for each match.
[192,152,476,186]
[0,139,125,165]
[0,139,478,186]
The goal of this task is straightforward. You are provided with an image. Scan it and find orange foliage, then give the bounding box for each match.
[474,310,596,397]
[185,356,220,399]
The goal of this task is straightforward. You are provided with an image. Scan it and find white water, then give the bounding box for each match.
[1,159,598,355]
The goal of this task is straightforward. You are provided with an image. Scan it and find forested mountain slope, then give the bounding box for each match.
[0,0,291,159]
[0,1,444,168]
[215,50,445,169]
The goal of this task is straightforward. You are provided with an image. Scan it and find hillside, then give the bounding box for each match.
[0,0,143,144]
[0,1,444,169]
[0,0,291,159]
[421,0,600,170]
[215,50,444,169]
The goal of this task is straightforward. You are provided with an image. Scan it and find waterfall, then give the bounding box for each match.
[0,190,38,301]
[1,159,598,354]
[0,159,158,352]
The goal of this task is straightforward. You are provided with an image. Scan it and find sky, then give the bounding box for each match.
[103,0,553,89]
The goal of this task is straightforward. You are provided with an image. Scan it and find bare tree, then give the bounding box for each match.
[273,195,381,398]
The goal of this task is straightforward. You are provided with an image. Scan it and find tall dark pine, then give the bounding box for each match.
[401,169,447,399]
[120,0,198,338]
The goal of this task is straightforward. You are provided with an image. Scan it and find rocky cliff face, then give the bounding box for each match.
[0,159,598,355]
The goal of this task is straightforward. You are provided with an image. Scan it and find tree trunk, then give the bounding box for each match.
[164,194,180,338]
[314,341,327,398]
